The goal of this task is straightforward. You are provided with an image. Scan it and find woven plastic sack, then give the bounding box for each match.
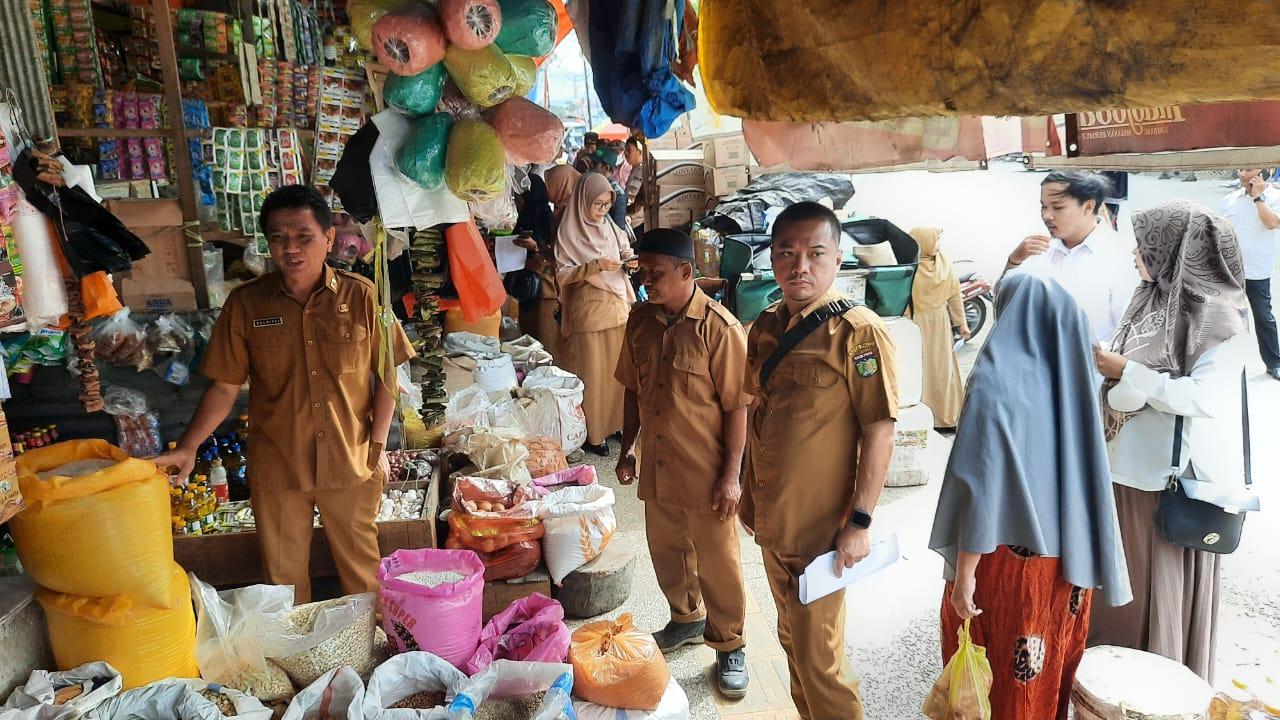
[372,4,447,77]
[443,45,517,109]
[520,366,587,454]
[348,0,402,52]
[384,64,448,117]
[363,651,468,720]
[922,618,993,720]
[495,0,556,57]
[538,485,616,585]
[573,677,690,720]
[38,564,198,690]
[396,113,454,190]
[447,661,573,720]
[12,439,175,608]
[569,615,670,711]
[168,680,273,720]
[509,55,536,96]
[378,549,485,668]
[464,593,570,675]
[438,0,502,50]
[483,97,564,165]
[93,680,222,720]
[445,121,506,201]
[281,667,364,720]
[1,662,123,720]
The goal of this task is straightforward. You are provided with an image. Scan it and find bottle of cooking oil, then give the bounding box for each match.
[182,490,203,536]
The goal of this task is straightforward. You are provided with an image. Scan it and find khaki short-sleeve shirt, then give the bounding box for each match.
[199,266,415,491]
[614,288,751,509]
[740,291,899,557]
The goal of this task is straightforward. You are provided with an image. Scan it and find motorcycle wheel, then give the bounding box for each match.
[965,297,989,337]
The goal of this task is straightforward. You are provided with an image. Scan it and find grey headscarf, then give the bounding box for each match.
[929,273,1132,608]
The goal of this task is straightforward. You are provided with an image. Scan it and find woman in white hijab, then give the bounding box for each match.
[1090,201,1251,681]
[555,172,635,455]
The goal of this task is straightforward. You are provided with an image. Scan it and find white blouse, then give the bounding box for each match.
[1105,333,1251,492]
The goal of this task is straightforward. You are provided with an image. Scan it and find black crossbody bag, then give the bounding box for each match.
[1154,371,1260,554]
[759,298,857,387]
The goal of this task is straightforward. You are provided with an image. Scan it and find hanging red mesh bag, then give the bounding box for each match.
[372,4,447,77]
[438,0,503,50]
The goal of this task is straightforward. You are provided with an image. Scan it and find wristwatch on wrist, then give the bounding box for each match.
[1255,195,1266,203]
[848,509,873,530]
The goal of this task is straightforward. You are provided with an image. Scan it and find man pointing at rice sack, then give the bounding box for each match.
[155,185,414,603]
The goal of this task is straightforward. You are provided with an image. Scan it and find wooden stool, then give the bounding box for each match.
[552,541,635,619]
[1072,645,1213,720]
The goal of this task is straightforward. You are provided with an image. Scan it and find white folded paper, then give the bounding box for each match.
[494,235,529,273]
[799,533,901,605]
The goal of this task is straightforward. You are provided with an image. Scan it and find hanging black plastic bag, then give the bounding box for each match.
[13,149,149,278]
[395,112,455,190]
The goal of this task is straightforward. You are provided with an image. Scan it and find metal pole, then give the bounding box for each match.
[582,55,593,128]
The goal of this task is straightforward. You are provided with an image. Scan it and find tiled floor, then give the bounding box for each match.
[696,591,800,719]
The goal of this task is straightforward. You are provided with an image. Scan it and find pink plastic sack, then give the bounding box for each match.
[464,593,570,675]
[371,4,447,77]
[483,97,566,165]
[377,548,485,668]
[531,464,597,496]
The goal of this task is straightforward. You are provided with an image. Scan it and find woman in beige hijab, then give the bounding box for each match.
[908,228,970,429]
[557,172,635,455]
[521,165,581,360]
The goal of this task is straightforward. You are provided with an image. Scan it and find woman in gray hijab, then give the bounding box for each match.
[929,273,1131,720]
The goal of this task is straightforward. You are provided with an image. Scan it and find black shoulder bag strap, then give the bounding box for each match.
[759,298,857,388]
[1171,369,1251,487]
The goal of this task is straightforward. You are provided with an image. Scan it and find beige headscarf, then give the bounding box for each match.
[909,227,960,311]
[554,172,635,306]
[545,164,581,221]
[1104,201,1249,439]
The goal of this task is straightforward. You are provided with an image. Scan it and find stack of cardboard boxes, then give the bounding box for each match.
[647,116,753,229]
[104,199,200,312]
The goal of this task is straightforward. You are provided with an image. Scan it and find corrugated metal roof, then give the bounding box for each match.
[0,2,56,142]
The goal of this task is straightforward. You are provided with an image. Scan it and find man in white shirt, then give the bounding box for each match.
[1221,168,1280,379]
[1004,171,1139,344]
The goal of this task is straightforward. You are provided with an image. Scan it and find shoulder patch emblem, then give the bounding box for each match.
[853,345,879,377]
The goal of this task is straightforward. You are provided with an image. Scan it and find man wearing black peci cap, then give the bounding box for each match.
[614,228,752,698]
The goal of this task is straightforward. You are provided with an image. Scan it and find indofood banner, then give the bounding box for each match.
[1071,101,1280,155]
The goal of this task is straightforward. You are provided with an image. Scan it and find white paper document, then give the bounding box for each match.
[799,533,901,605]
[494,235,529,273]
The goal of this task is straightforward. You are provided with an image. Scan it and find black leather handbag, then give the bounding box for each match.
[503,269,542,304]
[1154,371,1259,554]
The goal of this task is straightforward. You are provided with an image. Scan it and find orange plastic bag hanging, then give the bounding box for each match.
[446,220,505,323]
[922,618,993,720]
[569,614,670,711]
[79,271,123,321]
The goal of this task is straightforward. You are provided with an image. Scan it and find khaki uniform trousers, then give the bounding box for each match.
[251,476,383,604]
[644,503,746,652]
[763,548,864,720]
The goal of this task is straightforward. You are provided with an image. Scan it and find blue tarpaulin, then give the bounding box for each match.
[587,0,695,138]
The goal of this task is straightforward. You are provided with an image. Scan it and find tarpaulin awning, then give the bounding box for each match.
[699,0,1280,122]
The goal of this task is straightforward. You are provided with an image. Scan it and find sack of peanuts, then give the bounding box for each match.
[190,574,296,702]
[377,548,485,669]
[269,594,378,688]
[363,650,468,719]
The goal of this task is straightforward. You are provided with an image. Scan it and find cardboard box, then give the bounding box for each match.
[120,277,199,313]
[656,187,710,229]
[707,165,750,196]
[702,134,750,168]
[653,149,706,189]
[483,570,553,621]
[647,125,693,150]
[104,199,192,281]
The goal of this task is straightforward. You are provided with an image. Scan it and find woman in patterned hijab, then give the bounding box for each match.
[1091,200,1251,681]
[1102,200,1248,440]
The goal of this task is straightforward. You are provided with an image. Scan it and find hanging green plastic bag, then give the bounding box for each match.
[396,112,454,190]
[922,619,993,720]
[446,119,506,201]
[443,44,517,109]
[509,54,536,97]
[495,0,556,57]
[384,63,448,116]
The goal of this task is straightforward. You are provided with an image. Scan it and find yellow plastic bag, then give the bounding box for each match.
[38,564,198,689]
[922,619,993,720]
[442,44,517,109]
[445,120,507,202]
[12,439,175,608]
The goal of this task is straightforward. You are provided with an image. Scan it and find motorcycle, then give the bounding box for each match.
[952,260,993,347]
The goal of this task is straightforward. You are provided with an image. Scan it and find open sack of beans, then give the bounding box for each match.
[281,667,364,720]
[362,650,468,719]
[377,548,485,668]
[268,594,378,688]
[447,476,544,554]
[447,660,573,720]
[190,574,296,703]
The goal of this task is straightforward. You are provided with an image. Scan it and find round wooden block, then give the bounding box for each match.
[1072,645,1212,720]
[552,540,636,619]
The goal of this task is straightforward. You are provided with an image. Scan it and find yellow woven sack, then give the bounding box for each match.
[13,439,175,608]
[38,564,198,689]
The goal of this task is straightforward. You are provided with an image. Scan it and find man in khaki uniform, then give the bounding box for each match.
[741,202,898,720]
[156,185,414,603]
[615,229,751,697]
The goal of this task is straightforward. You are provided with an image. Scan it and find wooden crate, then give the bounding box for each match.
[175,467,440,588]
[482,569,552,622]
